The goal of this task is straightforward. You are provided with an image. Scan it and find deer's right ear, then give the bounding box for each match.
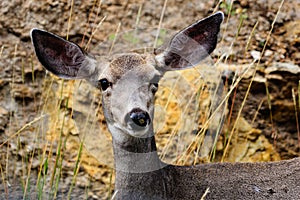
[30,29,96,79]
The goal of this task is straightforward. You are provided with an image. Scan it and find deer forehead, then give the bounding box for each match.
[101,53,160,83]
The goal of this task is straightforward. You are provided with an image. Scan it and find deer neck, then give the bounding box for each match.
[111,126,166,174]
[110,126,170,199]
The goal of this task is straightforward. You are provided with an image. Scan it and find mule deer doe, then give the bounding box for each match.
[31,12,300,199]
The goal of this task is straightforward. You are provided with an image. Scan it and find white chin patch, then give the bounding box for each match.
[108,123,151,143]
[127,127,150,138]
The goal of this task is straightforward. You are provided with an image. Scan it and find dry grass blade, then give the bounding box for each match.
[0,115,46,148]
[200,187,210,200]
[153,0,168,48]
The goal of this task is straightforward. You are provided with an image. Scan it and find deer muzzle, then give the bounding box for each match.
[125,108,151,131]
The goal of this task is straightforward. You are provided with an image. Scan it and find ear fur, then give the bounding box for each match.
[155,11,224,71]
[31,29,96,79]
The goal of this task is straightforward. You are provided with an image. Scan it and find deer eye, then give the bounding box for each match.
[150,83,159,93]
[98,78,111,91]
[152,83,158,88]
[150,75,160,93]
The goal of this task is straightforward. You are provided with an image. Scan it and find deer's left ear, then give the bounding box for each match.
[155,11,224,71]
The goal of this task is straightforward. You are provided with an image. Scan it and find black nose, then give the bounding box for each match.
[126,108,151,129]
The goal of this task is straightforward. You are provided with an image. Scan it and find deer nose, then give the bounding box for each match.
[126,108,151,129]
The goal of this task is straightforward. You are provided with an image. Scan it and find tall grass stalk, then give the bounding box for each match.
[37,141,49,200]
[221,0,284,161]
[81,0,103,47]
[67,140,83,200]
[153,0,168,48]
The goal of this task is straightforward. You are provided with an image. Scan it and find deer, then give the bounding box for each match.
[30,11,300,200]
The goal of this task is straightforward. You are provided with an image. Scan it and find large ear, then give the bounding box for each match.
[155,11,224,71]
[30,29,96,79]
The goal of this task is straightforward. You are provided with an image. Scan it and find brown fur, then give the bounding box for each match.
[113,134,300,200]
[110,54,147,81]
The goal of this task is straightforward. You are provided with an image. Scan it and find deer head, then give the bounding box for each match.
[31,12,224,147]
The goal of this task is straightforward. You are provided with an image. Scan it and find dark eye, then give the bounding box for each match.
[150,83,159,93]
[98,78,111,91]
[150,75,160,93]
